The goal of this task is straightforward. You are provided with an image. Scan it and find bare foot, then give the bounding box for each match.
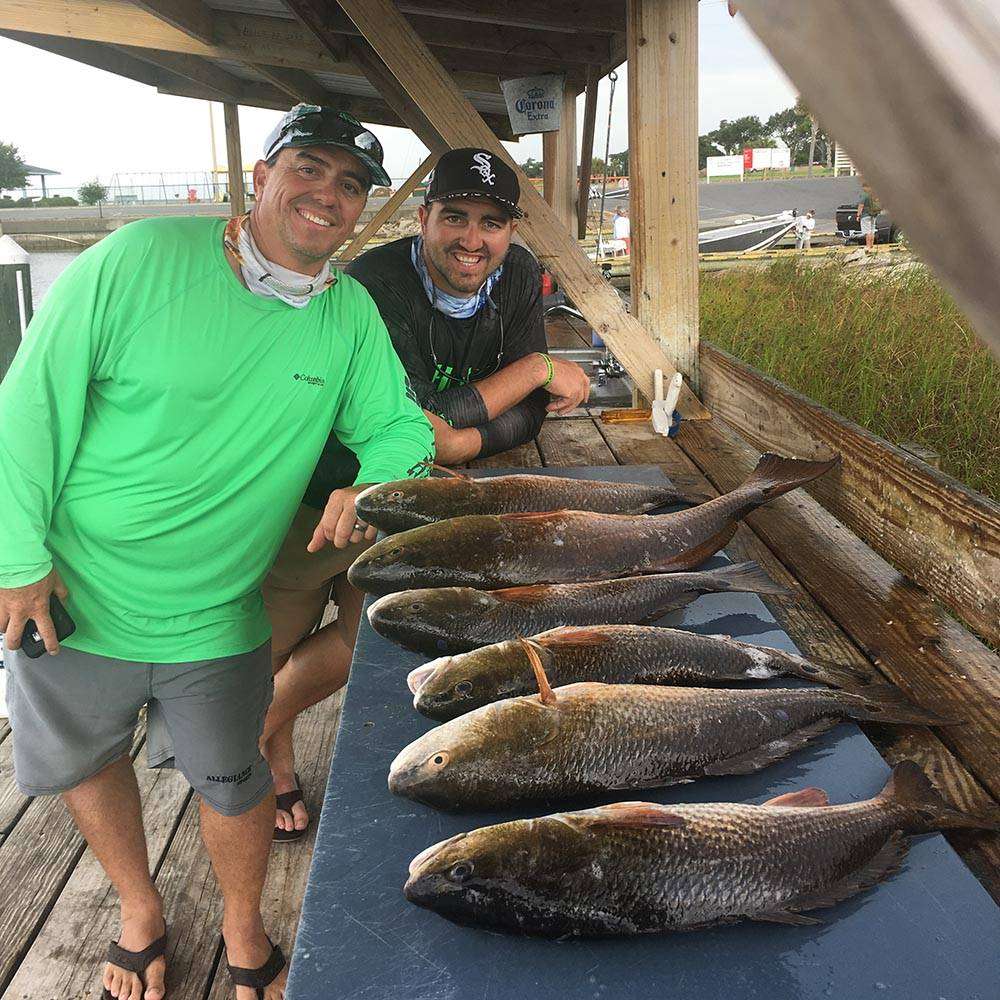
[224,922,287,1000]
[103,896,166,1000]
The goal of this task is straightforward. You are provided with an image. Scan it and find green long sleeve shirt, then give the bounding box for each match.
[0,217,433,661]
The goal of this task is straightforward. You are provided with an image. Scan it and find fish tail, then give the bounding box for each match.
[690,561,791,597]
[737,452,841,509]
[839,686,954,726]
[878,761,1000,833]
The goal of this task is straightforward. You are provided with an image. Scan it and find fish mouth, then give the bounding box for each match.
[408,660,444,694]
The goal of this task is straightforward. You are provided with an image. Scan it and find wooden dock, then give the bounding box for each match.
[1,312,996,998]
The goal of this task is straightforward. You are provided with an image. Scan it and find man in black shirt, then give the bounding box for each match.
[347,146,591,462]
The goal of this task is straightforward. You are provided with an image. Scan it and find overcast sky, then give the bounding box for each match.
[0,2,796,193]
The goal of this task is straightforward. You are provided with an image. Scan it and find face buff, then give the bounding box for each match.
[411,236,502,319]
[224,213,335,308]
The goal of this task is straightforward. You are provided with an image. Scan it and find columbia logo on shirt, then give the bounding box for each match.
[293,373,326,386]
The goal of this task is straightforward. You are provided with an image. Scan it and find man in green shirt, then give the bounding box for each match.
[0,104,432,1000]
[857,181,882,252]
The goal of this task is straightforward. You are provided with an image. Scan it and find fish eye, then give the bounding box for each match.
[409,602,424,612]
[426,751,450,770]
[389,491,403,499]
[448,861,474,883]
[389,547,403,556]
[455,680,473,696]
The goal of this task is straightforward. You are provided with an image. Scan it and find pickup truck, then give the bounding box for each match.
[835,203,899,244]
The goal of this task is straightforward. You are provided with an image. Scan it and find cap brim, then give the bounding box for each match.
[278,137,392,188]
[426,190,523,219]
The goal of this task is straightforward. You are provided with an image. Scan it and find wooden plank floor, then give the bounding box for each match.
[2,314,995,996]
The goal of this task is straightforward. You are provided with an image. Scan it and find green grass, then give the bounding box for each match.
[701,260,1000,500]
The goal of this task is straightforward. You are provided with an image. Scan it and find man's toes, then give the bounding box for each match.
[275,809,291,832]
[126,972,143,1000]
[292,801,309,831]
[144,956,167,1000]
[106,967,123,997]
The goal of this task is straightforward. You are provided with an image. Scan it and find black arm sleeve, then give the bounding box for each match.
[477,395,546,458]
[423,382,489,428]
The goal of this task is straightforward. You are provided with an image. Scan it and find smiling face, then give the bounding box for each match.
[418,197,515,297]
[251,145,370,274]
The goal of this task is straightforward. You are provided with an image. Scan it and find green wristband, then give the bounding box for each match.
[538,352,554,388]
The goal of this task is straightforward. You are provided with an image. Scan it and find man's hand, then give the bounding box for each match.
[1,568,69,655]
[308,485,379,553]
[545,357,592,415]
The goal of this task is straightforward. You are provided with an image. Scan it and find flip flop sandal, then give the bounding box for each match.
[273,772,308,843]
[101,929,168,1000]
[226,940,286,1000]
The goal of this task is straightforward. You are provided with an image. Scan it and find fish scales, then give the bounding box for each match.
[368,561,788,656]
[410,624,863,720]
[403,763,998,936]
[349,453,840,595]
[354,474,696,534]
[389,685,943,809]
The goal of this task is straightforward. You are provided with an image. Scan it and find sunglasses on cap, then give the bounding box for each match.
[263,104,392,188]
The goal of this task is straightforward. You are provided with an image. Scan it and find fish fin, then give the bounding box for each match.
[689,561,791,597]
[752,910,823,927]
[570,801,687,830]
[764,787,830,808]
[495,584,559,606]
[777,653,873,689]
[649,523,738,572]
[774,833,910,916]
[839,687,955,726]
[877,761,1000,832]
[536,626,614,648]
[519,637,558,706]
[702,718,837,775]
[742,452,841,503]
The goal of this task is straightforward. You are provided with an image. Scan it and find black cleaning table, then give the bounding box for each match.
[288,467,999,1000]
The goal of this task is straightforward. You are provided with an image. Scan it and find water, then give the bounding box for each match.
[27,251,80,311]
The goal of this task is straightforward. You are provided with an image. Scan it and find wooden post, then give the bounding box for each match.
[541,80,578,235]
[576,65,600,239]
[223,101,245,216]
[340,151,438,262]
[331,0,709,418]
[628,0,699,389]
[0,234,32,381]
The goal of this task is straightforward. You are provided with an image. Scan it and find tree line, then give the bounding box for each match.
[519,100,832,178]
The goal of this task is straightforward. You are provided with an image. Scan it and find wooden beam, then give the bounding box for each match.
[332,0,709,419]
[339,151,438,262]
[223,102,245,217]
[674,415,1000,805]
[132,0,214,46]
[627,0,699,385]
[577,65,600,239]
[118,44,261,101]
[0,2,501,95]
[280,5,611,65]
[155,79,406,128]
[541,81,578,235]
[394,0,625,34]
[736,0,1000,358]
[252,65,330,106]
[1,29,182,89]
[698,342,1000,648]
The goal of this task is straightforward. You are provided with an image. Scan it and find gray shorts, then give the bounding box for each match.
[3,641,274,816]
[860,215,876,236]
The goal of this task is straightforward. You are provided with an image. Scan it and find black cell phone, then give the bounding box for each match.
[21,594,76,658]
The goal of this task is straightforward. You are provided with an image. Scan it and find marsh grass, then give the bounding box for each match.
[701,260,999,500]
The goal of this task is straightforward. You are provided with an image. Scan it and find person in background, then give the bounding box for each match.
[857,182,881,252]
[254,152,592,842]
[0,103,432,1000]
[795,209,816,251]
[612,205,631,254]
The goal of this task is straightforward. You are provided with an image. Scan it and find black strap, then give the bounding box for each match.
[227,942,286,995]
[106,933,167,975]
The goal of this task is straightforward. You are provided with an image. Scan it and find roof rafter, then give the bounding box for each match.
[394,0,625,34]
[132,0,214,46]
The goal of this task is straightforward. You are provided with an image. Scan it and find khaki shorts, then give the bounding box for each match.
[262,504,374,661]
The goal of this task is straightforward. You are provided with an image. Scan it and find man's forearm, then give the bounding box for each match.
[473,352,549,420]
[425,410,483,464]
